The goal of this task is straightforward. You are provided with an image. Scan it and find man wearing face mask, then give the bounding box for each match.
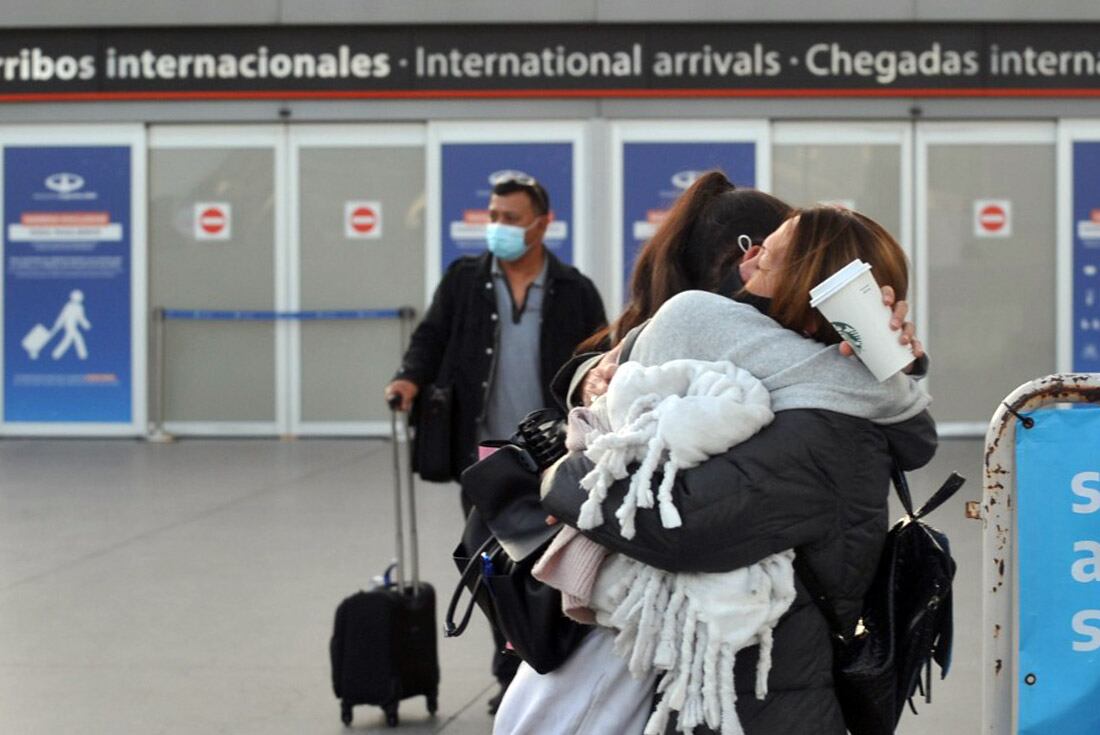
[385,175,606,709]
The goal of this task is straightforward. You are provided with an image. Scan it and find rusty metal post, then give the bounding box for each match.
[982,373,1100,734]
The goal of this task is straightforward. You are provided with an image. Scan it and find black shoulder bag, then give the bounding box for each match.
[411,301,464,482]
[411,382,455,482]
[444,409,590,674]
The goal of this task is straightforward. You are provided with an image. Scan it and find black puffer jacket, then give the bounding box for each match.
[541,408,937,735]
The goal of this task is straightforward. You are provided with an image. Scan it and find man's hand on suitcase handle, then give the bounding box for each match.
[385,379,418,411]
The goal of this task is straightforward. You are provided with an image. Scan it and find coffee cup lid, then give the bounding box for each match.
[809,259,872,308]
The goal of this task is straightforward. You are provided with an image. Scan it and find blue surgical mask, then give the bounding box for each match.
[486,222,532,262]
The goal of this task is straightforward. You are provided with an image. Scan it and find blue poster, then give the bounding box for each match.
[621,142,756,299]
[1071,142,1100,372]
[440,142,573,270]
[3,146,132,423]
[1016,407,1100,735]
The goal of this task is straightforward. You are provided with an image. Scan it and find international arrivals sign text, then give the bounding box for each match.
[4,24,1100,101]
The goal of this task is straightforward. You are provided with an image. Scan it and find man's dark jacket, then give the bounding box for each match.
[395,251,606,480]
[542,408,938,735]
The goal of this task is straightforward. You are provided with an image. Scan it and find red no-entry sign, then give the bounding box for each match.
[194,202,231,240]
[200,207,226,234]
[350,206,377,234]
[345,200,382,240]
[974,199,1012,238]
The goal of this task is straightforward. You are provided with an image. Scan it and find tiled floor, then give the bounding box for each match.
[0,438,497,734]
[0,437,984,734]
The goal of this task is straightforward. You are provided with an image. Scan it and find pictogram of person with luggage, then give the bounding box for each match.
[21,289,92,361]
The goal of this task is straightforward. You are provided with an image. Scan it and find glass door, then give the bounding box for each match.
[148,125,286,435]
[288,125,426,436]
[916,123,1057,436]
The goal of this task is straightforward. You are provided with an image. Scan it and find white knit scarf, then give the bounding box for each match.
[575,359,773,539]
[571,358,798,735]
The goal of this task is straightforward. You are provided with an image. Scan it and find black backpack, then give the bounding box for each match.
[798,466,966,735]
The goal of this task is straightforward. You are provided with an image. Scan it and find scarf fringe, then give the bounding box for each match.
[612,558,794,735]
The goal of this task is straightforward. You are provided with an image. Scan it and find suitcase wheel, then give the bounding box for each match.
[340,700,353,727]
[427,691,438,715]
[384,703,399,727]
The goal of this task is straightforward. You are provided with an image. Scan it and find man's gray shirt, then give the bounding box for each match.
[478,257,548,442]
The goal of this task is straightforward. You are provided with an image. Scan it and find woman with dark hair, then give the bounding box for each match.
[578,179,792,353]
[504,183,936,734]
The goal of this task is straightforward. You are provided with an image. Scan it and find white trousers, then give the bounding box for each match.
[493,626,656,735]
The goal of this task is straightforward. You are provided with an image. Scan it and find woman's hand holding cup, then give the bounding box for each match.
[837,285,923,365]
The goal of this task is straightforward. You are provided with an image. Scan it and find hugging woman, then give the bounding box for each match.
[497,174,935,735]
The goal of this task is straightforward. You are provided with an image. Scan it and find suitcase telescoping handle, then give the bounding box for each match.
[388,396,421,595]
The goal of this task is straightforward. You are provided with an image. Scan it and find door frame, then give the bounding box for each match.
[148,124,288,436]
[287,124,426,437]
[915,122,1057,438]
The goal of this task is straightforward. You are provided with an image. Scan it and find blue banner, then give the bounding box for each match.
[1071,142,1100,371]
[620,142,756,299]
[439,142,573,270]
[3,146,132,423]
[1016,406,1100,734]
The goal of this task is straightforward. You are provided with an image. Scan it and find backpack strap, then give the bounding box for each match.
[891,462,915,517]
[893,464,966,521]
[444,536,499,638]
[914,472,966,519]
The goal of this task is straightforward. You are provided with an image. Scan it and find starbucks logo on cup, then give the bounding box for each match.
[832,321,863,352]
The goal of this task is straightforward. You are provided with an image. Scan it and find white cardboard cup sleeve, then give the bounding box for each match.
[809,259,914,381]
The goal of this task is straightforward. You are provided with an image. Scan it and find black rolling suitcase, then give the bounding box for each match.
[329,403,440,727]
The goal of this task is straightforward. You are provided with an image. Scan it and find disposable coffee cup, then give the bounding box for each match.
[809,259,914,381]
